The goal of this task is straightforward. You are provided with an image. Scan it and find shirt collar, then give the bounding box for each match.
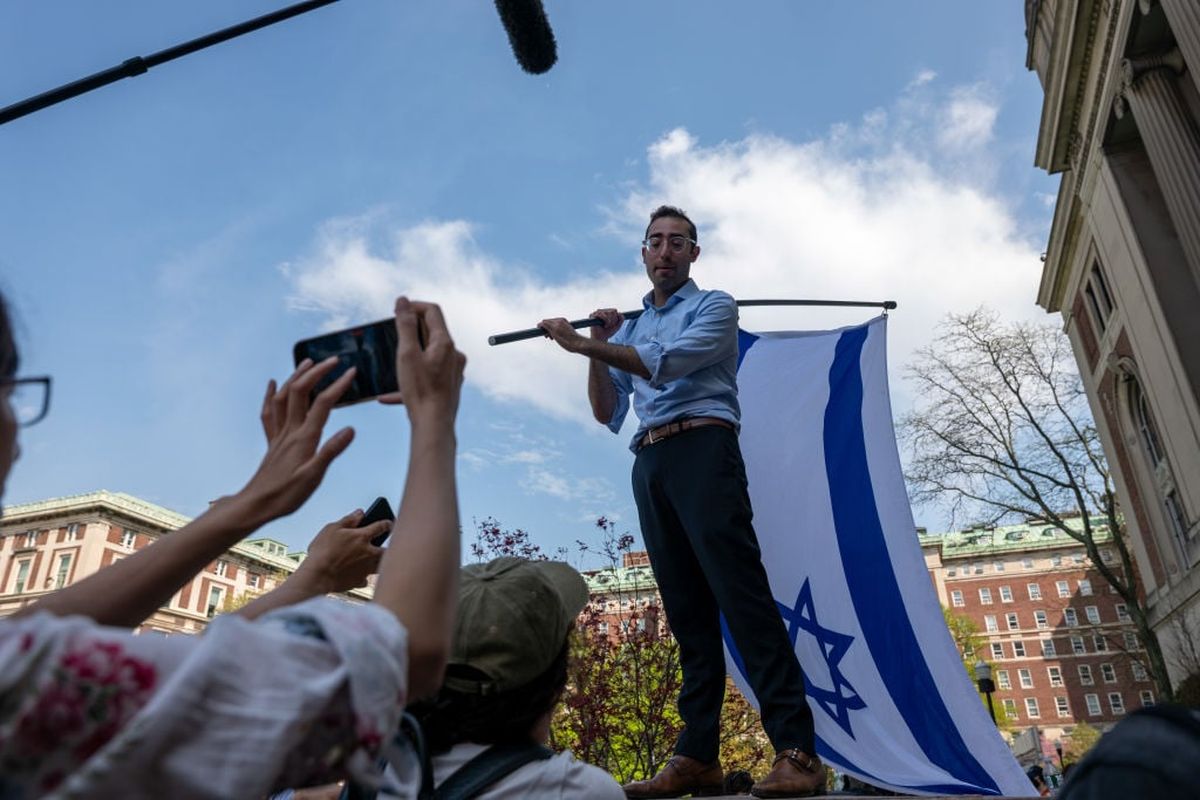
[641,279,699,311]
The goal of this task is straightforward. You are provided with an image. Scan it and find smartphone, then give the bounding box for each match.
[292,318,400,407]
[358,496,395,547]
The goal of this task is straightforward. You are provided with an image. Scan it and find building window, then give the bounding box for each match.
[1007,612,1020,631]
[1052,554,1063,567]
[991,643,1005,659]
[248,573,261,590]
[23,531,37,548]
[997,670,1011,690]
[951,590,964,607]
[1023,558,1034,569]
[1000,585,1013,603]
[1140,690,1155,707]
[1094,635,1108,652]
[973,562,984,575]
[979,588,993,605]
[1101,548,1114,563]
[1132,662,1148,681]
[1085,693,1102,716]
[994,561,1005,572]
[1042,638,1057,657]
[206,587,224,618]
[1013,641,1027,657]
[1057,580,1071,598]
[597,621,608,636]
[1034,610,1048,629]
[1072,553,1086,565]
[1056,696,1071,717]
[12,559,31,593]
[215,561,228,578]
[984,615,998,632]
[1079,664,1094,685]
[1124,632,1140,651]
[53,553,72,588]
[121,529,137,549]
[1064,608,1078,627]
[1108,693,1125,715]
[1101,663,1117,683]
[1019,668,1034,689]
[1072,636,1087,655]
[946,568,957,577]
[1078,579,1093,596]
[1115,603,1129,621]
[1085,606,1101,624]
[1084,262,1117,333]
[1025,698,1041,718]
[65,523,79,541]
[1003,698,1019,718]
[1027,583,1042,600]
[1048,666,1064,687]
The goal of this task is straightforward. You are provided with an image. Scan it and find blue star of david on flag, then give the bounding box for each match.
[721,578,866,738]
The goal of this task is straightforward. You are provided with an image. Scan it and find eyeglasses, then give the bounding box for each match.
[2,376,52,427]
[641,234,697,253]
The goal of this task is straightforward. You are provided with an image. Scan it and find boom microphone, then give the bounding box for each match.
[494,0,557,74]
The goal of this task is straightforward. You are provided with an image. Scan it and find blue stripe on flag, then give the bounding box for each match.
[823,325,999,794]
[736,329,759,370]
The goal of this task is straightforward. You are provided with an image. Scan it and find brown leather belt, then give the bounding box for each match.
[638,416,734,449]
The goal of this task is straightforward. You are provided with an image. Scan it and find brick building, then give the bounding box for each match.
[922,517,1156,749]
[0,490,368,633]
[580,550,663,641]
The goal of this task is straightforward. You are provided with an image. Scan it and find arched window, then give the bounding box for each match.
[1126,374,1190,564]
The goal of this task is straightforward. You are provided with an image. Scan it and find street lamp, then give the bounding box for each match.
[975,659,997,725]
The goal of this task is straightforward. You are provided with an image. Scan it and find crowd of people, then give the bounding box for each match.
[4,205,1156,799]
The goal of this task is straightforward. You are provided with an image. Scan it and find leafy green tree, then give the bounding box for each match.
[941,605,1012,728]
[1062,721,1102,765]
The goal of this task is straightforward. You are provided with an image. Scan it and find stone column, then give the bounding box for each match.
[1115,48,1200,283]
[1158,0,1200,95]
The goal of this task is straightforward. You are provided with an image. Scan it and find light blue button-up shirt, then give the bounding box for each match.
[607,280,741,451]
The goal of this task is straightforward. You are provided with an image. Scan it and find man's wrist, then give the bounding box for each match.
[291,562,337,597]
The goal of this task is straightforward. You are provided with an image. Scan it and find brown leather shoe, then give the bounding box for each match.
[623,755,724,798]
[751,748,825,797]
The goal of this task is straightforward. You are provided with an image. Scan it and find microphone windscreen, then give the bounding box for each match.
[494,0,557,74]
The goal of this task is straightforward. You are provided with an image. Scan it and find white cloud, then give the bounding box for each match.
[938,85,999,150]
[909,69,938,88]
[283,80,1043,425]
[521,468,613,503]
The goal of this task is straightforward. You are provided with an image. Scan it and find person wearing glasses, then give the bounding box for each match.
[0,291,467,798]
[538,206,823,798]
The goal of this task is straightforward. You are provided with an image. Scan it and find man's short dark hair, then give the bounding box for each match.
[412,640,570,753]
[645,205,698,243]
[0,291,17,380]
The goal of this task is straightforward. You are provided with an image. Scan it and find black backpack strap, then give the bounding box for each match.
[433,742,554,800]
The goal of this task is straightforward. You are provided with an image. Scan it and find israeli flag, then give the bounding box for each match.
[725,316,1029,796]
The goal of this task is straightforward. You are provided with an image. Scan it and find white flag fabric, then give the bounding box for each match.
[724,316,1029,796]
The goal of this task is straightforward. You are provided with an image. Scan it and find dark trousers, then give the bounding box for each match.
[631,425,815,763]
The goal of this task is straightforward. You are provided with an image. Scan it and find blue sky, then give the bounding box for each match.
[1,2,1059,566]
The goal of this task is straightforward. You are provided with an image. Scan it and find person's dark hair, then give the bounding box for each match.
[411,640,570,753]
[645,205,698,243]
[0,291,17,380]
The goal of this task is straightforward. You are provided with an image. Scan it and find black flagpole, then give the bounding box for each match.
[487,299,898,346]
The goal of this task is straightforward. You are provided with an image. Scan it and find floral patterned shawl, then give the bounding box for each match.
[0,598,407,799]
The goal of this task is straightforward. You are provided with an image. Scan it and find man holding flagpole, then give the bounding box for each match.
[539,206,823,799]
